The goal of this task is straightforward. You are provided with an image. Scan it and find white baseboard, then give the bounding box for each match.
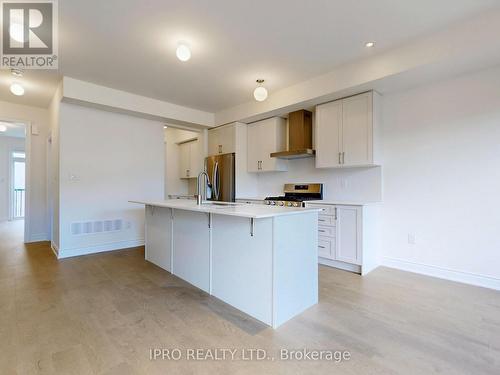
[381,256,500,291]
[27,233,49,242]
[57,239,144,259]
[319,257,361,274]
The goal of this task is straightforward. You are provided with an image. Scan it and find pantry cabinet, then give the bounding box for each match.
[315,91,380,168]
[208,124,236,156]
[247,117,288,172]
[179,139,202,179]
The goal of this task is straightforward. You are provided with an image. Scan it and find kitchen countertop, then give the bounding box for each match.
[130,199,322,219]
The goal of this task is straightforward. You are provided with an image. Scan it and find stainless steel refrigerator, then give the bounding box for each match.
[205,153,235,202]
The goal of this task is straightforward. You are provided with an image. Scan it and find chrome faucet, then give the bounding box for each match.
[196,171,209,205]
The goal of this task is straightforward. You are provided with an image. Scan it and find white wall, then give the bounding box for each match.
[58,102,164,257]
[0,100,50,241]
[0,136,25,221]
[380,65,500,289]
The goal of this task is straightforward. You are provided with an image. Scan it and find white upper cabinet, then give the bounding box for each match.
[247,117,288,172]
[315,99,342,168]
[342,93,373,166]
[208,124,236,156]
[179,139,202,179]
[315,91,380,168]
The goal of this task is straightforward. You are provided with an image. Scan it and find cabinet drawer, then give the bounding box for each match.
[314,205,336,216]
[318,237,335,259]
[318,225,335,238]
[318,214,335,226]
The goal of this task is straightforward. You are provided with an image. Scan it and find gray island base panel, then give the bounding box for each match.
[134,200,320,328]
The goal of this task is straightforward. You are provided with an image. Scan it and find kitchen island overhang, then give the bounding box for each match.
[131,199,322,328]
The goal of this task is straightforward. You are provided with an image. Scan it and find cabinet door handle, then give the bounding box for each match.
[318,245,326,249]
[338,152,341,164]
[318,229,326,233]
[334,207,337,220]
[342,152,345,164]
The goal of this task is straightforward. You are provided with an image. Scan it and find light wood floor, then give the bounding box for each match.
[1,220,499,375]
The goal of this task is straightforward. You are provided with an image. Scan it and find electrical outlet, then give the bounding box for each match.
[408,234,416,245]
[340,178,348,189]
[125,221,132,229]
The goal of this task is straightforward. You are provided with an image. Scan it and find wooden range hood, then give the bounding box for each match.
[271,109,315,159]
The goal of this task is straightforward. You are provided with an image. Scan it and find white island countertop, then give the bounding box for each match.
[130,199,322,219]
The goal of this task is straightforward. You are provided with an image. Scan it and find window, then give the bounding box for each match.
[11,151,26,219]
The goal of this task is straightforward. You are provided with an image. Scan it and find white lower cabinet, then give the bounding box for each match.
[211,215,273,324]
[145,206,173,272]
[172,210,211,292]
[306,203,377,274]
[143,206,319,328]
[335,206,362,265]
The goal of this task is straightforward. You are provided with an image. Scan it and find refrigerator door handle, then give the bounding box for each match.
[213,161,220,200]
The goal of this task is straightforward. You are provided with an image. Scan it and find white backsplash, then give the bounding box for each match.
[255,157,382,202]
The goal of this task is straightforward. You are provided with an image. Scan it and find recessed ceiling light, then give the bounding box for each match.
[10,83,25,96]
[365,41,375,48]
[176,43,191,62]
[0,124,7,132]
[253,79,268,102]
[163,125,168,129]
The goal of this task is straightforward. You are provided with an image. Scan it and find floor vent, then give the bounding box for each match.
[71,219,124,236]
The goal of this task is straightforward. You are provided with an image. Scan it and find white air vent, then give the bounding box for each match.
[71,219,125,236]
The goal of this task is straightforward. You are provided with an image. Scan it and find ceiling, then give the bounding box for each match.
[0,121,26,138]
[2,0,500,110]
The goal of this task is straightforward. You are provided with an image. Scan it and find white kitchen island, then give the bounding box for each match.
[131,199,321,328]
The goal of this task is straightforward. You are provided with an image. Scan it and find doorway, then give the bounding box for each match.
[11,150,26,219]
[0,120,28,241]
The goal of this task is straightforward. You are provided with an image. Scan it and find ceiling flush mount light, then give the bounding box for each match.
[176,42,191,62]
[10,82,25,96]
[365,41,375,48]
[253,79,268,102]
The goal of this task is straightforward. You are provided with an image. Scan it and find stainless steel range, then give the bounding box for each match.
[264,183,323,207]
